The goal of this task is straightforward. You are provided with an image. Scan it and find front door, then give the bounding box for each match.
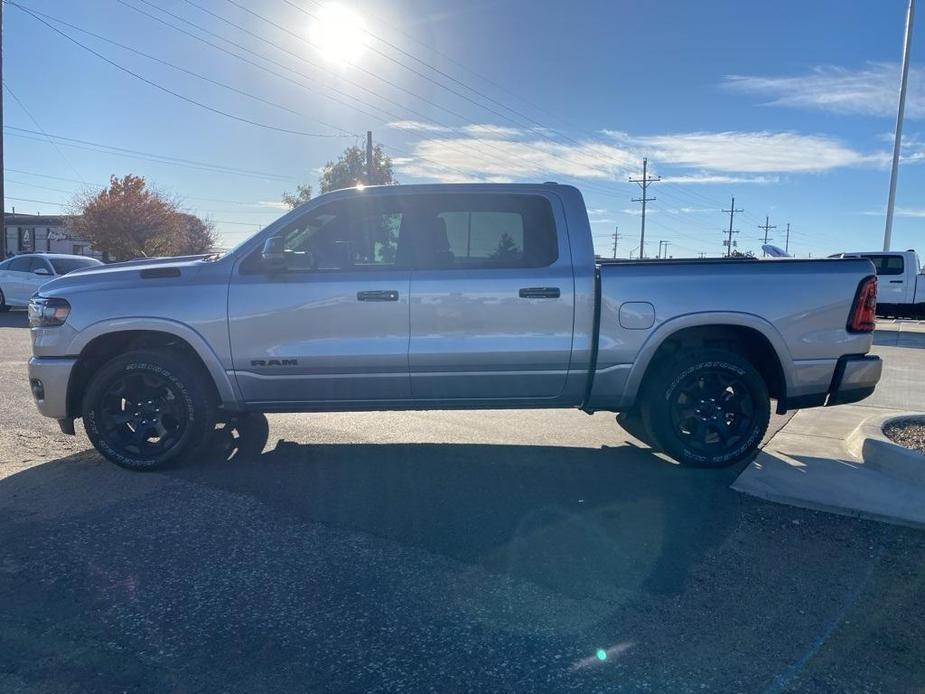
[406,192,575,400]
[229,198,411,404]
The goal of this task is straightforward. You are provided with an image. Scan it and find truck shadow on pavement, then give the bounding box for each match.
[1,421,749,604]
[158,419,749,599]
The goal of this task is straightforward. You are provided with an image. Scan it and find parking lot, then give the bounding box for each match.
[2,310,924,693]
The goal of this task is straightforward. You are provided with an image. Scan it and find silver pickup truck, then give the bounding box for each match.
[27,183,882,470]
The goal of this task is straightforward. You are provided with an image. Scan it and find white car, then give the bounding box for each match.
[0,253,103,310]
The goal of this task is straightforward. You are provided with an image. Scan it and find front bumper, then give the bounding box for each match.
[28,356,77,420]
[827,354,883,406]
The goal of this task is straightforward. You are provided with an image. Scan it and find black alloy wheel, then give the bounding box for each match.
[641,349,770,467]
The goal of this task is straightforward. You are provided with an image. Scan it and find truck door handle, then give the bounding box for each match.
[519,287,560,299]
[357,290,399,302]
[889,280,903,284]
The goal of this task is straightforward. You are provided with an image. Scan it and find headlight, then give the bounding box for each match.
[28,296,71,328]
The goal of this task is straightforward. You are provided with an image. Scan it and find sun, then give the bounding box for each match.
[307,3,369,65]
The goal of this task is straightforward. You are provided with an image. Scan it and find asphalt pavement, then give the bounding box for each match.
[1,310,925,693]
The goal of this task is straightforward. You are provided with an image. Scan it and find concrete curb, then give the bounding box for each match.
[733,405,925,529]
[846,412,925,485]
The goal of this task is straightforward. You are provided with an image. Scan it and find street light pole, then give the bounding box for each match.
[884,0,915,251]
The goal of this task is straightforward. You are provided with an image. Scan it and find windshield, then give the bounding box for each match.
[49,257,103,275]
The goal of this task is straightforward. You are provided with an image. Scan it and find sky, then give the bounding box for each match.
[3,0,923,258]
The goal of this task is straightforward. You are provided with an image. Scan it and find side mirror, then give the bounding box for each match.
[261,237,288,272]
[33,267,51,276]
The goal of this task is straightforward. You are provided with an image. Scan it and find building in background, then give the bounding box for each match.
[3,213,101,259]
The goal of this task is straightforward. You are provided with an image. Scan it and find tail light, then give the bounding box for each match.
[847,275,877,333]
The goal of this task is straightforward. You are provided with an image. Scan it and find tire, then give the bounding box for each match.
[82,349,217,471]
[641,349,770,468]
[0,288,10,312]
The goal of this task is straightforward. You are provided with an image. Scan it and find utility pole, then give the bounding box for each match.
[758,216,776,256]
[611,225,620,259]
[629,157,660,258]
[661,241,670,258]
[699,251,705,259]
[0,0,5,260]
[722,196,743,258]
[884,0,915,251]
[366,130,373,184]
[784,223,791,255]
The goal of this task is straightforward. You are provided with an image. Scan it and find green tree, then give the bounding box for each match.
[490,232,521,262]
[320,143,395,193]
[281,183,312,209]
[69,175,216,260]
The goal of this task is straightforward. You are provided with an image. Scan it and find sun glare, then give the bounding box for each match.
[308,3,369,65]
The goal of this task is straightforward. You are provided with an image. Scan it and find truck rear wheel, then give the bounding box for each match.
[82,350,216,471]
[641,349,770,468]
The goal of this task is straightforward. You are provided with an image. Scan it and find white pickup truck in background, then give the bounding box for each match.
[831,250,924,318]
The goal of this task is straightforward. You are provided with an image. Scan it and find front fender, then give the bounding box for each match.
[67,317,240,406]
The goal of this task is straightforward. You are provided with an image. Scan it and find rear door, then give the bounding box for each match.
[229,197,412,404]
[407,191,575,400]
[862,254,907,304]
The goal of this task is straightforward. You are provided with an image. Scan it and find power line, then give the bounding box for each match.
[116,0,546,185]
[722,196,743,258]
[3,82,86,184]
[8,2,345,139]
[5,126,296,181]
[16,5,353,137]
[758,216,776,257]
[629,157,660,258]
[222,0,533,132]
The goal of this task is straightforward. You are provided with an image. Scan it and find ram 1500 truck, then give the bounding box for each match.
[27,183,883,470]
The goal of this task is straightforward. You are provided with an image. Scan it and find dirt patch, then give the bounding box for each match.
[883,418,925,455]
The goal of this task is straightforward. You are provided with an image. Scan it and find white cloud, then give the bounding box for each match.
[254,200,291,210]
[862,207,925,218]
[662,174,780,185]
[386,120,453,133]
[398,137,639,182]
[391,123,885,184]
[635,131,876,173]
[723,63,925,118]
[462,124,523,137]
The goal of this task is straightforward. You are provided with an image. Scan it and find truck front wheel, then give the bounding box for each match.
[82,350,216,470]
[641,349,770,468]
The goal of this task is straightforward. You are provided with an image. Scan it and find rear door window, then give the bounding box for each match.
[407,194,557,269]
[863,254,904,276]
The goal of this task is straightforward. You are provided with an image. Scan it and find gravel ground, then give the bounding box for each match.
[883,419,925,454]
